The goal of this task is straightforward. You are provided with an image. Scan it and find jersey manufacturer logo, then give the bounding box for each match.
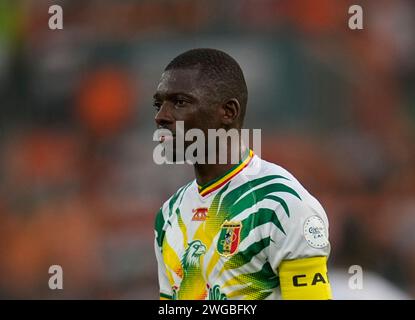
[192,207,208,221]
[217,221,242,257]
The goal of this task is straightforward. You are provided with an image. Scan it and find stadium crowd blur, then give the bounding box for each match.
[0,0,414,299]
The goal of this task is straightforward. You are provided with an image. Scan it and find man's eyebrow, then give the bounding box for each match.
[153,92,196,100]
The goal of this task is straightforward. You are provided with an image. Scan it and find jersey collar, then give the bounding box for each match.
[197,149,254,197]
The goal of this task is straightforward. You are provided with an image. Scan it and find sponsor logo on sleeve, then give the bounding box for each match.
[303,216,329,249]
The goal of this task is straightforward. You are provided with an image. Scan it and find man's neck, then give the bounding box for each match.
[194,144,248,187]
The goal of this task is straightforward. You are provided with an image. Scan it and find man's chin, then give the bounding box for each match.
[163,147,185,163]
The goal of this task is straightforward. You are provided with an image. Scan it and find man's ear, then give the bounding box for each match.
[221,98,241,127]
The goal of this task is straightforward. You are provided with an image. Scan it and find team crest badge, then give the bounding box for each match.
[217,221,242,257]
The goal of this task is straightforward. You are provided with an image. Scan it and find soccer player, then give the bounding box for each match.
[153,48,332,300]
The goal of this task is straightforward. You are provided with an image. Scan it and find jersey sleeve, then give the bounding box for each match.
[263,196,332,299]
[154,208,174,300]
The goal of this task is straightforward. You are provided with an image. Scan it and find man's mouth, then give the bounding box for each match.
[159,134,175,143]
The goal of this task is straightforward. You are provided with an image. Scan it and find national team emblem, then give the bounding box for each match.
[192,207,208,221]
[217,221,242,257]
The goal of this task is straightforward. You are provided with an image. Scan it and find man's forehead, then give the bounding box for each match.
[156,68,201,93]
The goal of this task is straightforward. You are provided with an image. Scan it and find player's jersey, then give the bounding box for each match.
[154,150,332,300]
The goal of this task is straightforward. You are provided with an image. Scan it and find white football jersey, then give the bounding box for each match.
[154,150,331,300]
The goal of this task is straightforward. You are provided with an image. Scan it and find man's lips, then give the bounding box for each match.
[159,135,176,143]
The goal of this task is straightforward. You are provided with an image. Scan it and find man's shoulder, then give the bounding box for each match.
[245,156,326,215]
[246,157,329,252]
[254,156,297,180]
[244,156,305,196]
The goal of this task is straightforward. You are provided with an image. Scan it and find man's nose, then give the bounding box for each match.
[155,102,174,127]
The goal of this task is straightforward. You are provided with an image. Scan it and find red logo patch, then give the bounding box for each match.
[192,207,208,221]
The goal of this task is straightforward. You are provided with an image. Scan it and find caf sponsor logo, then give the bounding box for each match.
[192,207,208,221]
[217,221,242,257]
[303,216,329,249]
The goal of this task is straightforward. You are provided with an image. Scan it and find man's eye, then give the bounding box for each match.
[175,99,186,107]
[153,101,161,111]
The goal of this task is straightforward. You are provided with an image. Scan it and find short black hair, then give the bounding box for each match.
[165,48,248,126]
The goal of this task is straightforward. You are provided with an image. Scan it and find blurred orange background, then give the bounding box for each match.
[0,0,414,299]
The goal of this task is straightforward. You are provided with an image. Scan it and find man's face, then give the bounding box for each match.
[153,68,220,145]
